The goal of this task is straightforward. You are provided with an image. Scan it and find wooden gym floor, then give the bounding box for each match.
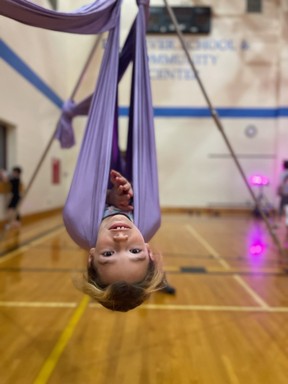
[0,212,288,384]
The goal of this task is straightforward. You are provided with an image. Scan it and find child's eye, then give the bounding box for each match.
[102,251,114,257]
[130,248,141,254]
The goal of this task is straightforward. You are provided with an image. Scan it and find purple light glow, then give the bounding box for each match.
[250,175,269,186]
[247,224,267,268]
[249,243,265,256]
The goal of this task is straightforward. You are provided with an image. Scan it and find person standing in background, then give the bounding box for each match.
[277,160,288,235]
[0,166,23,230]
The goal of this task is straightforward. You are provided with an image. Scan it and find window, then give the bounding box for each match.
[0,123,7,169]
[247,0,262,13]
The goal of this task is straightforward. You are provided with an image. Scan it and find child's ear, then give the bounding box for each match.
[88,248,96,266]
[145,243,155,261]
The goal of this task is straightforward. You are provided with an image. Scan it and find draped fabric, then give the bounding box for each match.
[1,0,161,249]
[0,0,121,34]
[55,18,138,150]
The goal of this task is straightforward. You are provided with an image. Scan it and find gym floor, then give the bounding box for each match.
[0,212,288,384]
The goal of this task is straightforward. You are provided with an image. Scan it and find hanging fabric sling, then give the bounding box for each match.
[1,0,161,249]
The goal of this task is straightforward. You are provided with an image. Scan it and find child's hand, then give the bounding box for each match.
[107,170,133,211]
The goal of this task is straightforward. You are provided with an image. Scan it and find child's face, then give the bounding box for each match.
[89,215,152,285]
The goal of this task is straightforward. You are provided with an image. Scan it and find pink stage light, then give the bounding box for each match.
[250,175,269,186]
[249,243,265,256]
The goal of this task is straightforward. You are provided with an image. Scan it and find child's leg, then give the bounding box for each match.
[7,208,17,222]
[4,208,16,229]
[6,196,21,229]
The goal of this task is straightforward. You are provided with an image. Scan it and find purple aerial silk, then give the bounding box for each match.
[1,0,161,249]
[55,19,137,149]
[0,0,121,34]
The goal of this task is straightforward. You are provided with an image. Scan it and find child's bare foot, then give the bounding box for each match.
[107,170,133,211]
[110,170,133,196]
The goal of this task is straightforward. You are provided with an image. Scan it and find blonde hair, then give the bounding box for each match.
[74,257,166,312]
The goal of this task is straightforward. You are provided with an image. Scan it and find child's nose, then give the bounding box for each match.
[113,233,128,242]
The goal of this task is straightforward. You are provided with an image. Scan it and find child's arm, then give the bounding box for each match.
[106,170,133,211]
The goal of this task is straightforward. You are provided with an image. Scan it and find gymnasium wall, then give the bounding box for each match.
[119,0,288,209]
[0,0,94,220]
[0,0,287,219]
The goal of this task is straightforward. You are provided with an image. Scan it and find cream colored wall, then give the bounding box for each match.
[0,0,287,217]
[119,0,288,208]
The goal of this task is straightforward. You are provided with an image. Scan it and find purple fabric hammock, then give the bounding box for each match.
[1,0,161,249]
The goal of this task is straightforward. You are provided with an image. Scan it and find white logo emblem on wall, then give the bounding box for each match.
[245,125,257,138]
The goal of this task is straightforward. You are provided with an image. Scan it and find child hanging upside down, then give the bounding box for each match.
[74,170,175,312]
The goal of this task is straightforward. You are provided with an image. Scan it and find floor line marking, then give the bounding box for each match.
[186,225,230,270]
[90,303,288,312]
[186,224,271,308]
[233,274,269,308]
[33,295,89,384]
[221,355,240,384]
[0,301,77,308]
[141,304,288,312]
[1,300,287,312]
[0,227,65,264]
[0,246,30,263]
